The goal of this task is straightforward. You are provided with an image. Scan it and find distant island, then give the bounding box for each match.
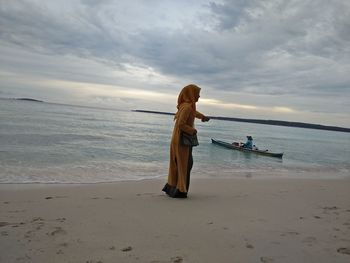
[133,110,350,133]
[15,98,44,102]
[0,97,45,103]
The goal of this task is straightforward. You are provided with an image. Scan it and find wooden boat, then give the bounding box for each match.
[211,138,283,158]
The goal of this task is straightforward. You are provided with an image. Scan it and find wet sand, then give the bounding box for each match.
[1,178,350,263]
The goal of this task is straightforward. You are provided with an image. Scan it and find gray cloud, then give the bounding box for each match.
[208,0,252,30]
[0,0,349,126]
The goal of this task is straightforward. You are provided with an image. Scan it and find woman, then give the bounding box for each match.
[162,84,210,198]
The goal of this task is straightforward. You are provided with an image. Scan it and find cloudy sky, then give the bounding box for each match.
[0,0,349,127]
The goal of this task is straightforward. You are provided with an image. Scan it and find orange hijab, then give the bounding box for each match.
[174,84,201,120]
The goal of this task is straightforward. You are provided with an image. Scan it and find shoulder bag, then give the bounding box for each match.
[181,132,199,147]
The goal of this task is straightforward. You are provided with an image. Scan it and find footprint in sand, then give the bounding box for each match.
[322,206,340,216]
[30,217,45,231]
[45,196,67,200]
[0,222,10,227]
[260,257,274,263]
[171,256,183,263]
[31,217,44,223]
[337,247,350,255]
[121,246,132,252]
[0,222,25,228]
[49,227,66,236]
[246,243,254,249]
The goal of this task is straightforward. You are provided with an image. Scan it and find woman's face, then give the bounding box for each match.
[194,91,200,102]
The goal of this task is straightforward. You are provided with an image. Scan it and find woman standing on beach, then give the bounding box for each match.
[162,84,210,198]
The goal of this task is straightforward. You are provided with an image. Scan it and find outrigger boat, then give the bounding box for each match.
[211,138,283,158]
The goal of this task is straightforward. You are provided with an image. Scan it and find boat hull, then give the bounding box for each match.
[211,139,283,158]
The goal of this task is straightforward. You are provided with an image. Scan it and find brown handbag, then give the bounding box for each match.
[181,132,199,147]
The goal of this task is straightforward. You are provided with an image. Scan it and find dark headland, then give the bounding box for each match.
[133,110,350,133]
[3,98,44,102]
[17,98,44,102]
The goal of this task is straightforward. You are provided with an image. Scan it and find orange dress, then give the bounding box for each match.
[162,85,204,198]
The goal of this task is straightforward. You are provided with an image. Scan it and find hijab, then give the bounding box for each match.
[174,84,201,120]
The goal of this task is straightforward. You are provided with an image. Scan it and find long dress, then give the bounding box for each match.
[162,103,204,198]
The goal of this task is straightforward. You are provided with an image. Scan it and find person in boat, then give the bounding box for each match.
[241,136,253,149]
[162,84,210,198]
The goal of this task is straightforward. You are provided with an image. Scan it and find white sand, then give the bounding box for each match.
[1,178,350,263]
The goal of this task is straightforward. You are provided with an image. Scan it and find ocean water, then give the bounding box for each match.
[0,99,349,184]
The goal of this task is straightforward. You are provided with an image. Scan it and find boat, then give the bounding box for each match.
[211,138,283,158]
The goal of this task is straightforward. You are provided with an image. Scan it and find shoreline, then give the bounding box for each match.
[1,177,350,262]
[1,169,349,185]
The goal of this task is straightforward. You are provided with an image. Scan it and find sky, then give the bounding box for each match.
[0,0,349,127]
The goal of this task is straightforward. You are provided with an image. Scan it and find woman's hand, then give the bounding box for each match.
[201,116,210,122]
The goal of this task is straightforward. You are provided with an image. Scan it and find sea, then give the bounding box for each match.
[1,99,349,184]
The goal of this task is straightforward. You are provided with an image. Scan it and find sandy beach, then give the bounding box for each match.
[1,178,350,263]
